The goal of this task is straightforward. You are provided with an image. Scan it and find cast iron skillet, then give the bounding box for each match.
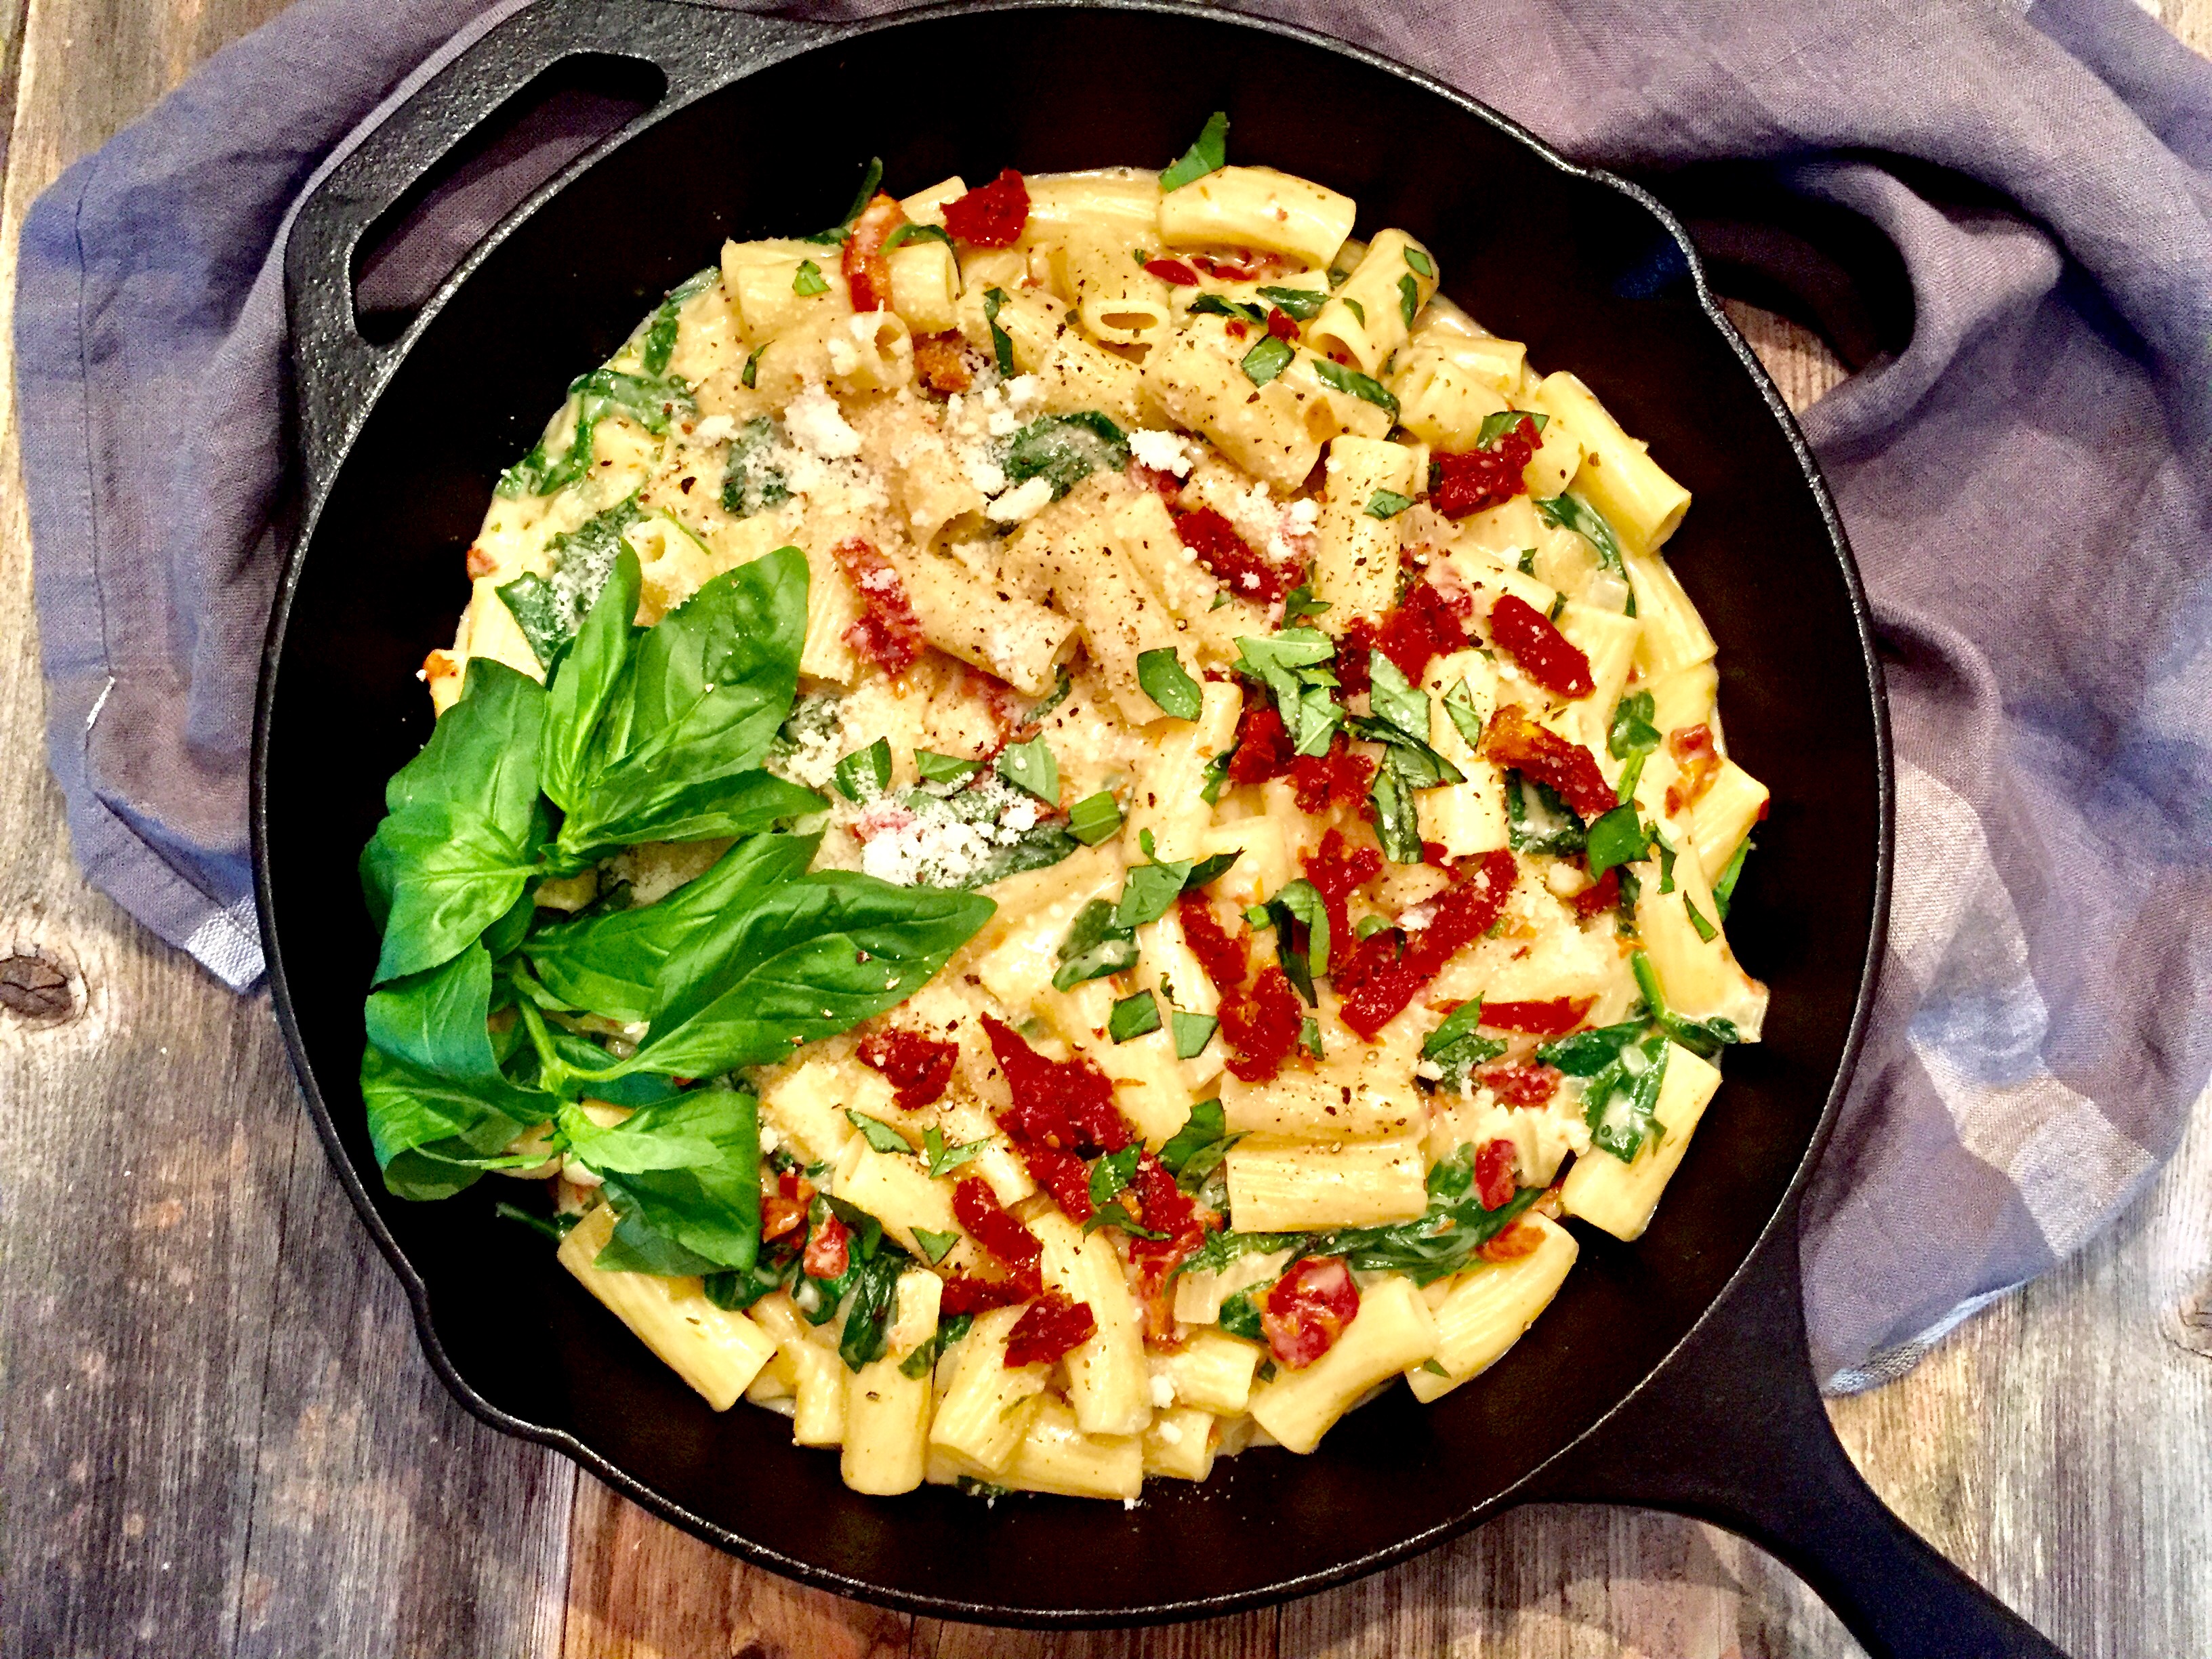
[252,1,2065,1650]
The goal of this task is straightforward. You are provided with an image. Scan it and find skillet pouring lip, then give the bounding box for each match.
[251,0,1893,1625]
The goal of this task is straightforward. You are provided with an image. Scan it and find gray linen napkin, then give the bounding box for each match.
[16,0,2211,1388]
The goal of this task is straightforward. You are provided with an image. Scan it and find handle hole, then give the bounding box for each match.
[352,52,668,345]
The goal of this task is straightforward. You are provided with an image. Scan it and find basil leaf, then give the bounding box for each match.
[640,266,717,376]
[836,737,894,801]
[1240,333,1294,386]
[588,1091,763,1275]
[1328,1179,1539,1284]
[1608,691,1660,762]
[1160,110,1229,192]
[538,546,640,810]
[884,222,952,251]
[1052,898,1139,991]
[996,735,1059,802]
[1534,493,1630,584]
[1136,647,1203,720]
[1366,488,1414,519]
[1114,859,1191,929]
[1263,877,1328,1001]
[1002,412,1130,500]
[1198,750,1233,806]
[1068,790,1123,846]
[382,655,547,839]
[923,1124,993,1179]
[1477,407,1549,448]
[912,1226,960,1267]
[361,800,541,985]
[916,748,980,785]
[1398,272,1420,329]
[1090,1145,1141,1207]
[838,1248,907,1372]
[1084,1201,1169,1240]
[947,821,1082,890]
[793,259,830,297]
[559,1099,721,1176]
[1342,297,1366,327]
[1684,893,1719,943]
[1309,356,1399,417]
[1366,654,1430,744]
[1233,628,1342,756]
[1282,583,1330,622]
[526,834,821,1024]
[359,1044,546,1201]
[1109,991,1162,1042]
[1420,998,1507,1088]
[1537,1019,1645,1076]
[1631,949,1740,1057]
[1300,1015,1324,1059]
[1585,803,1654,879]
[1256,284,1326,321]
[1171,1009,1218,1061]
[742,343,764,390]
[1025,668,1073,724]
[1712,838,1753,920]
[1370,756,1424,865]
[847,1109,914,1155]
[833,157,885,232]
[983,287,1015,377]
[1159,1098,1228,1174]
[1403,247,1435,279]
[1583,1033,1671,1161]
[1216,1290,1265,1342]
[1170,1226,1305,1282]
[1656,830,1678,893]
[1189,293,1267,325]
[720,415,791,518]
[1441,678,1488,752]
[1504,772,1587,855]
[363,942,499,1083]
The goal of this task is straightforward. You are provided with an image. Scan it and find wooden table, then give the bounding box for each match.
[5,3,2209,1653]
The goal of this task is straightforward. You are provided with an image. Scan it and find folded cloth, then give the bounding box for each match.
[17,0,2211,1388]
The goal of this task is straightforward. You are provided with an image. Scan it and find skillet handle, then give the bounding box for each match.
[1525,1202,2071,1658]
[284,0,836,501]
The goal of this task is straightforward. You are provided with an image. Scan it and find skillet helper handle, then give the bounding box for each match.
[284,0,833,497]
[1528,1202,2071,1658]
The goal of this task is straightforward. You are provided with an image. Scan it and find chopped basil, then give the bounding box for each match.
[1257,285,1326,320]
[1068,790,1124,845]
[1160,1099,1227,1174]
[1171,1009,1218,1061]
[496,369,695,498]
[1713,838,1754,919]
[837,1247,905,1372]
[495,1201,578,1244]
[1261,877,1329,1002]
[1608,690,1662,804]
[1548,593,1569,623]
[1342,296,1366,327]
[1136,647,1204,720]
[983,287,1015,377]
[741,342,764,390]
[1366,488,1414,519]
[1420,999,1508,1089]
[1282,583,1330,622]
[1403,246,1435,279]
[792,259,830,297]
[1516,548,1538,574]
[1113,833,1240,929]
[1584,802,1653,879]
[1326,1143,1539,1282]
[1656,830,1678,893]
[1582,1031,1671,1161]
[1110,991,1163,1043]
[1233,628,1342,756]
[883,222,951,251]
[1025,666,1073,725]
[1160,110,1229,192]
[1534,493,1631,592]
[1198,750,1233,806]
[640,267,717,375]
[1631,950,1740,1058]
[1441,678,1488,752]
[1217,1289,1265,1342]
[1477,407,1549,448]
[1052,899,1139,991]
[1002,411,1130,500]
[1190,293,1267,325]
[923,1123,993,1179]
[1240,333,1294,386]
[1089,1144,1141,1207]
[996,735,1059,801]
[1309,356,1399,417]
[1504,771,1587,854]
[1398,273,1420,329]
[1366,655,1431,744]
[1683,893,1719,943]
[834,737,893,802]
[803,156,884,245]
[1420,1357,1451,1377]
[720,415,790,519]
[1300,1015,1324,1059]
[915,748,980,785]
[1084,1200,1168,1240]
[897,1334,941,1377]
[1368,755,1422,865]
[846,1109,912,1155]
[1355,915,1391,941]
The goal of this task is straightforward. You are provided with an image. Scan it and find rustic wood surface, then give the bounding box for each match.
[1,3,2207,1655]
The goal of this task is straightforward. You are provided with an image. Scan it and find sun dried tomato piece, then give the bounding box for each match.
[1422,840,1454,870]
[1333,617,1379,697]
[1430,417,1539,518]
[1265,306,1300,340]
[1290,735,1375,817]
[834,537,926,676]
[952,1177,1042,1284]
[942,168,1029,247]
[841,191,906,313]
[1488,593,1594,699]
[1193,248,1292,282]
[1303,829,1383,975]
[913,331,972,394]
[1004,1291,1098,1368]
[982,1015,1130,1155]
[1479,704,1615,821]
[1572,867,1622,918]
[1261,1256,1360,1368]
[1144,257,1201,286]
[803,1210,851,1281]
[1480,996,1594,1036]
[1666,722,1724,817]
[1336,850,1518,1040]
[760,1168,817,1244]
[1128,1151,1200,1241]
[1473,1060,1563,1106]
[1475,1139,1519,1210]
[1176,889,1251,997]
[939,1273,1033,1317]
[1022,1143,1095,1222]
[857,1027,960,1110]
[1478,1220,1547,1263]
[1175,507,1296,604]
[1227,700,1298,785]
[1362,578,1473,687]
[1220,965,1304,1082]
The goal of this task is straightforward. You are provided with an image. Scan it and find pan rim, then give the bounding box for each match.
[251,0,1895,1626]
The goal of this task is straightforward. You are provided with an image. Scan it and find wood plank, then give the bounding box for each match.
[915,1604,1276,1658]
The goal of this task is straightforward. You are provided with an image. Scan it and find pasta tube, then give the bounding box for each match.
[556,1206,776,1410]
[1249,1275,1437,1454]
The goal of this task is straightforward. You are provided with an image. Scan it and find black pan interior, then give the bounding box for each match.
[260,6,1882,1622]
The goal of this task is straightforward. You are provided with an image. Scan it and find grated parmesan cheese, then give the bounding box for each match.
[851,775,1051,888]
[1126,428,1194,477]
[985,475,1056,525]
[783,383,863,459]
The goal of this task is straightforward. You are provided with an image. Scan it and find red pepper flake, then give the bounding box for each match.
[1666,723,1723,817]
[1219,964,1305,1082]
[857,1027,960,1110]
[1473,1060,1563,1106]
[802,1210,851,1282]
[1176,889,1252,998]
[841,191,906,313]
[942,168,1029,247]
[913,331,972,394]
[1261,1256,1360,1368]
[1265,306,1300,340]
[940,1176,1044,1316]
[1488,593,1594,699]
[1430,417,1540,518]
[1336,849,1519,1039]
[1227,700,1298,787]
[1479,705,1616,821]
[1290,735,1375,817]
[834,537,925,676]
[1303,829,1382,975]
[1479,996,1594,1037]
[1004,1291,1098,1369]
[760,1168,817,1244]
[1174,508,1296,605]
[1475,1139,1519,1210]
[1478,1219,1548,1263]
[1144,257,1202,286]
[1571,867,1622,918]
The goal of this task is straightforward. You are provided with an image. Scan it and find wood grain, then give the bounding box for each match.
[0,3,2206,1656]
